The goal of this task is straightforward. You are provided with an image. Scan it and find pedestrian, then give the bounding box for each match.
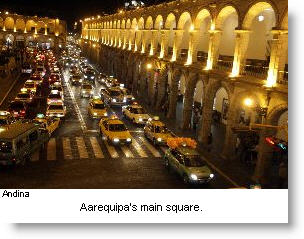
[192,111,199,131]
[235,137,240,154]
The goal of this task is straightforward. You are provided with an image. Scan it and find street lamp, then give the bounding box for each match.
[243,97,255,129]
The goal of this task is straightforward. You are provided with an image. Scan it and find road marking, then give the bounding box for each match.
[63,71,87,132]
[131,137,148,158]
[76,137,89,159]
[63,137,73,160]
[90,137,104,158]
[121,146,134,158]
[47,138,56,161]
[201,156,240,188]
[139,137,161,157]
[104,140,119,158]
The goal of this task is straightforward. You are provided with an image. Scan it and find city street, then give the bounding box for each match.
[0,61,238,189]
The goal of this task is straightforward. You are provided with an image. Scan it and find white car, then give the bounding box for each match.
[122,104,151,125]
[120,87,135,104]
[81,84,94,98]
[46,102,66,118]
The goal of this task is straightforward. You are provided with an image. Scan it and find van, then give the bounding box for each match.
[0,122,47,166]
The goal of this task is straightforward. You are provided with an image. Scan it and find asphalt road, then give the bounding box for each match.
[0,62,235,189]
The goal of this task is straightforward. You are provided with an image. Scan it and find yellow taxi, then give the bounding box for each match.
[23,80,37,93]
[144,116,174,145]
[33,113,60,136]
[99,116,132,145]
[87,97,108,119]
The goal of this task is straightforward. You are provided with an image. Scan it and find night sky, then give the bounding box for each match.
[0,0,171,30]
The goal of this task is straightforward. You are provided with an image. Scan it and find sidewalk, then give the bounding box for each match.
[0,70,20,107]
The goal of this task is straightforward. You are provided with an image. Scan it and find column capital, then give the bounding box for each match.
[271,29,288,35]
[234,29,251,34]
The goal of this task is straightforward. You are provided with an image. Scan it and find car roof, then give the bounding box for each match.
[176,146,200,156]
[129,105,143,109]
[150,120,165,127]
[91,99,104,104]
[0,122,39,140]
[106,119,124,125]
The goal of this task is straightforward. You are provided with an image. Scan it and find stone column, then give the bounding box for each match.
[206,29,222,70]
[230,29,251,76]
[171,30,183,62]
[199,102,213,144]
[159,30,168,59]
[185,30,199,65]
[222,104,239,158]
[156,67,168,110]
[167,70,180,118]
[182,74,196,129]
[266,30,288,86]
[149,31,156,56]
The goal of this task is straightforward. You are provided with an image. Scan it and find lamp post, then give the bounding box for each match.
[243,97,255,129]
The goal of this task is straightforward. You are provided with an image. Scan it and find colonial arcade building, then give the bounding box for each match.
[0,11,67,50]
[80,0,288,179]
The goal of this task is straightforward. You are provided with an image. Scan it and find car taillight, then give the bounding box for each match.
[21,110,25,114]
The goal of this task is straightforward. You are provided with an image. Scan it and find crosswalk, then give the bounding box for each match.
[30,135,168,162]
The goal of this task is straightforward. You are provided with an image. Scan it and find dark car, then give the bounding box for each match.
[8,101,28,118]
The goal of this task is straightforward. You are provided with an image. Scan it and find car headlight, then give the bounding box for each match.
[91,76,94,79]
[113,138,119,143]
[132,97,135,100]
[93,113,97,116]
[84,75,88,78]
[127,138,132,142]
[82,91,85,94]
[157,138,162,142]
[190,174,198,181]
[103,112,108,116]
[210,173,214,178]
[112,99,117,102]
[139,118,143,122]
[123,98,126,103]
[79,79,83,82]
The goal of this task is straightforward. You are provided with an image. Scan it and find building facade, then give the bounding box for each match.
[0,11,67,50]
[80,0,288,182]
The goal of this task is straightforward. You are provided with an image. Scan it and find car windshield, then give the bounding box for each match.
[82,85,92,90]
[94,103,105,109]
[155,125,169,133]
[52,86,62,91]
[48,94,61,99]
[0,141,12,154]
[17,93,30,98]
[25,83,35,88]
[48,105,64,110]
[0,119,8,125]
[133,108,145,114]
[10,102,24,109]
[184,155,206,167]
[109,124,126,132]
[37,68,44,71]
[109,90,121,97]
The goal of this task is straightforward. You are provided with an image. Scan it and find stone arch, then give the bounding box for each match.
[216,5,239,59]
[193,78,205,106]
[165,12,176,29]
[243,2,277,62]
[4,17,14,30]
[36,21,45,34]
[194,9,212,59]
[216,5,239,29]
[154,15,164,30]
[26,19,36,32]
[177,11,192,30]
[113,20,117,29]
[242,1,278,29]
[121,19,126,29]
[280,9,288,30]
[109,21,113,28]
[15,18,25,32]
[138,17,144,29]
[131,18,137,29]
[126,19,131,29]
[267,103,288,126]
[145,16,153,29]
[117,20,121,29]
